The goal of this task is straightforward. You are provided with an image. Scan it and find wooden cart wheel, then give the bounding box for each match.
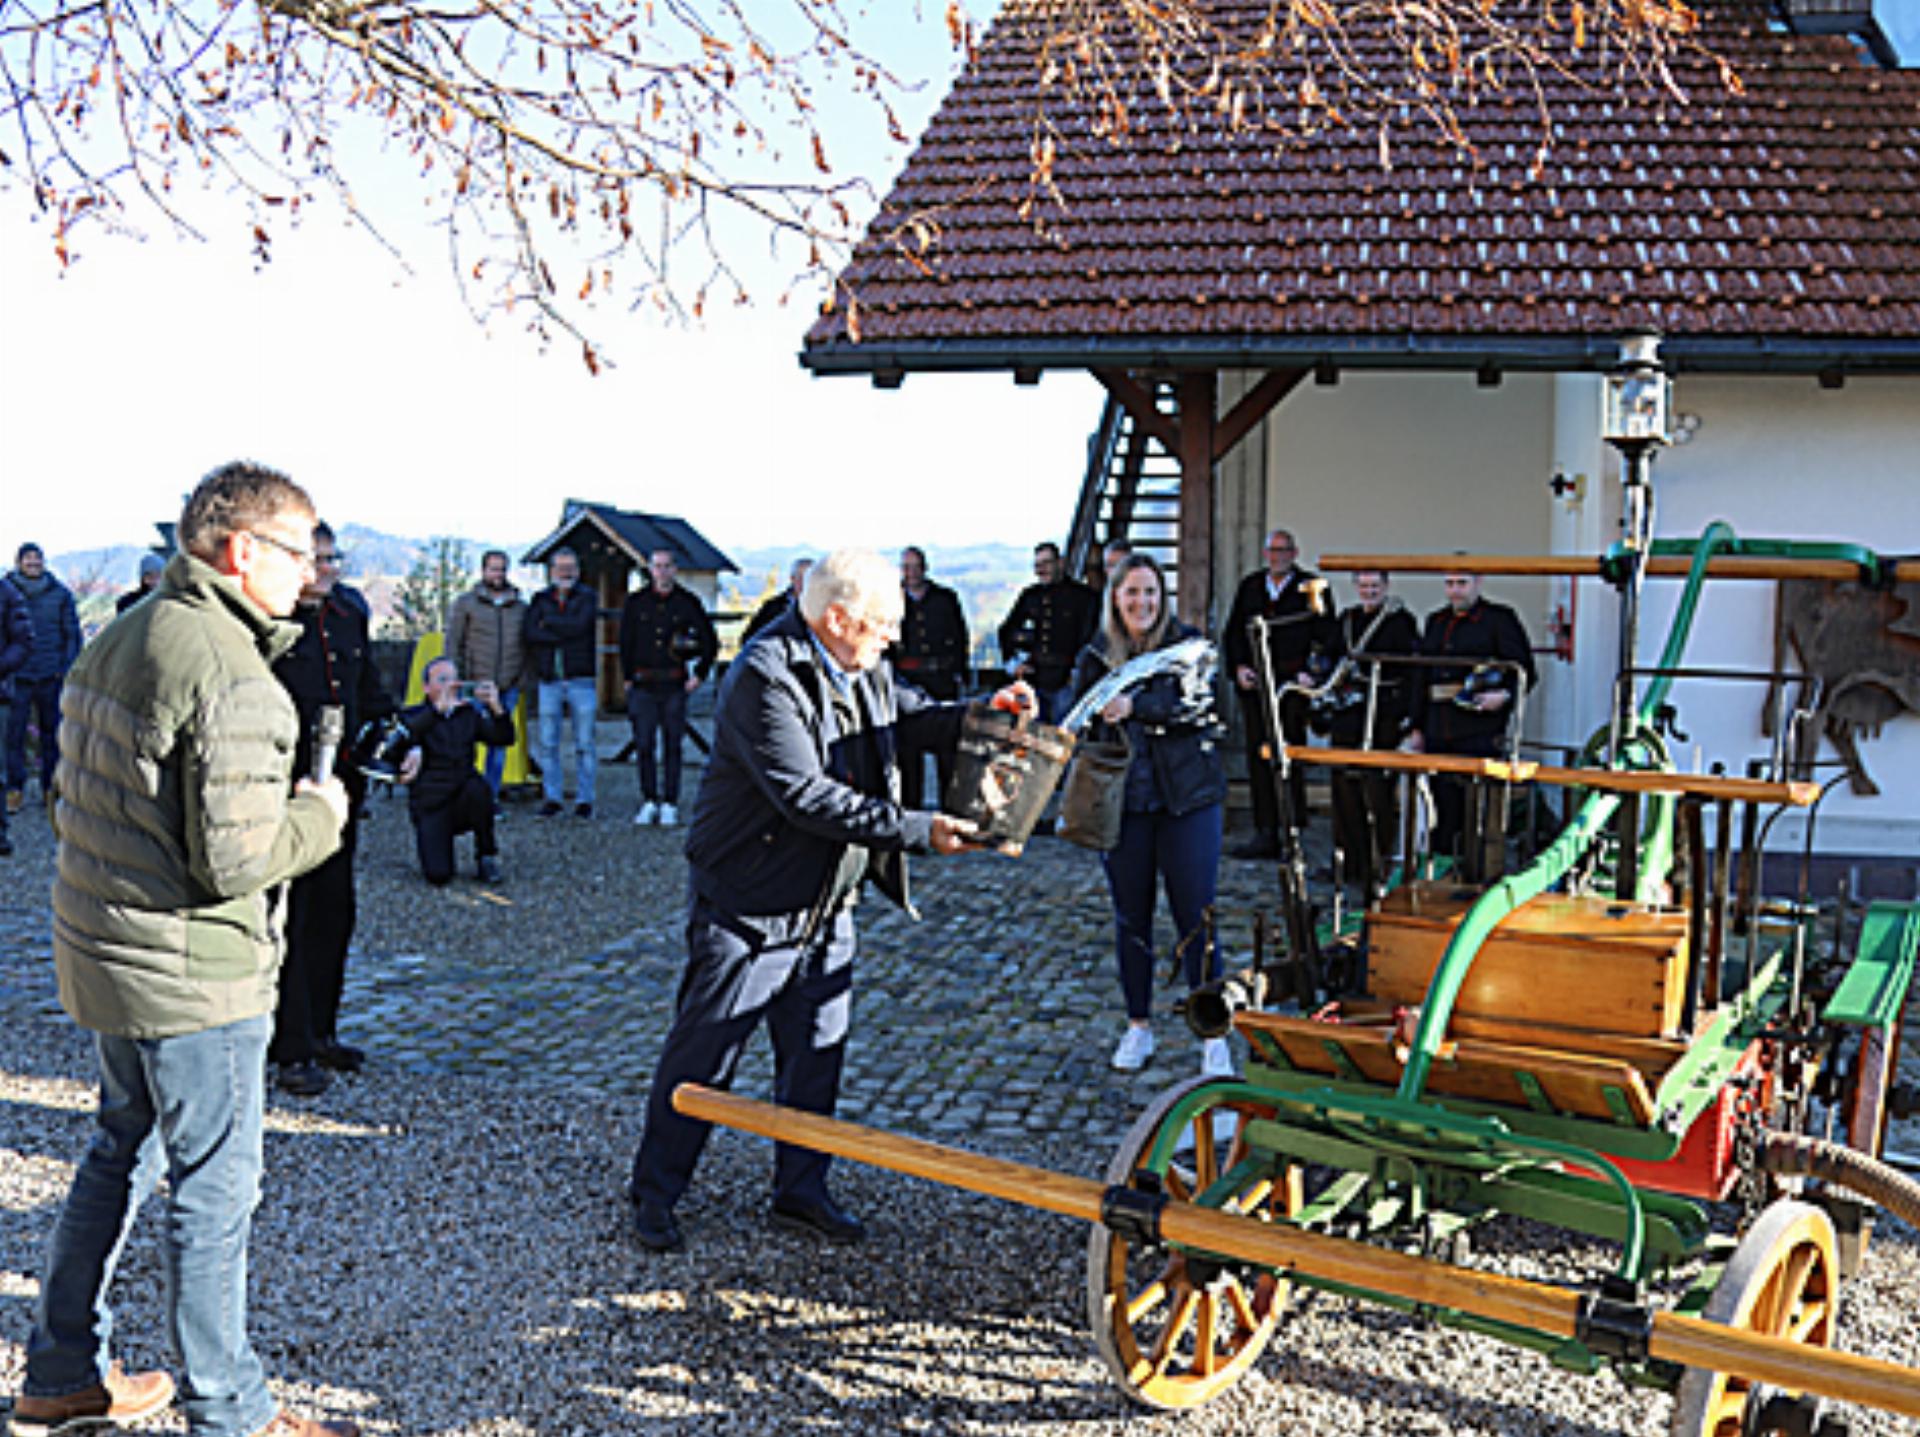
[1669,1199,1840,1437]
[1087,1076,1298,1410]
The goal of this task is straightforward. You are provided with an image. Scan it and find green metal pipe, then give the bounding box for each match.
[1396,522,1739,1104]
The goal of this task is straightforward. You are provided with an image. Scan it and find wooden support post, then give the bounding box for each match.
[1176,371,1217,627]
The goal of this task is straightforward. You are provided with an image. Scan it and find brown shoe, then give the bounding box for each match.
[9,1364,173,1436]
[4,790,20,815]
[253,1412,361,1437]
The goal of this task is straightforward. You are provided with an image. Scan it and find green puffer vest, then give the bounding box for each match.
[51,553,342,1038]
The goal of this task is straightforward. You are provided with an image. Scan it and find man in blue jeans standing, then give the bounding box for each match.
[4,542,81,815]
[10,462,354,1437]
[524,546,600,817]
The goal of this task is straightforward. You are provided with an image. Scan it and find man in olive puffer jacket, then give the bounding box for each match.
[15,462,358,1437]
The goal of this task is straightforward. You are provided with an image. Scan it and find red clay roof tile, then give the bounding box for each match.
[806,0,1920,365]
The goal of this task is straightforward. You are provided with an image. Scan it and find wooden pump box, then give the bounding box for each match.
[1366,884,1691,1040]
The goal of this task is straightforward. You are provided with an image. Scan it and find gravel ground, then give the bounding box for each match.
[2,749,1918,1436]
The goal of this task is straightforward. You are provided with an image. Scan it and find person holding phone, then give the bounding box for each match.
[395,658,516,885]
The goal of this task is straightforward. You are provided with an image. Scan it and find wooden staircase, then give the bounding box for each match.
[1065,382,1184,586]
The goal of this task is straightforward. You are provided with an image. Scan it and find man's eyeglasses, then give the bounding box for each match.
[315,552,346,567]
[249,530,316,567]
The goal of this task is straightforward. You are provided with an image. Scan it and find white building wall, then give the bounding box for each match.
[1223,369,1920,860]
[1632,376,1920,859]
[1240,371,1561,742]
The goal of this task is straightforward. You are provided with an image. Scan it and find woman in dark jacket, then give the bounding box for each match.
[1069,554,1230,1077]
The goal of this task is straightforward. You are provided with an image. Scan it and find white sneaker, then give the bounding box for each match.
[1111,1025,1155,1072]
[633,801,659,826]
[658,803,680,826]
[1201,1037,1236,1078]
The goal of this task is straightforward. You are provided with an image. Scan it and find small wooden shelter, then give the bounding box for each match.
[523,500,736,712]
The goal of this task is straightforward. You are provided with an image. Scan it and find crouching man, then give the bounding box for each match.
[399,658,515,885]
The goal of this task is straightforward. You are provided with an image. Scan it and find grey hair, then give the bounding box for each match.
[800,548,903,627]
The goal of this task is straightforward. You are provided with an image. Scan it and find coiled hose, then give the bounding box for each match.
[1761,1132,1920,1229]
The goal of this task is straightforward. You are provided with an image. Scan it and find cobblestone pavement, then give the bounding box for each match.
[1,727,1914,1159]
[0,730,1327,1151]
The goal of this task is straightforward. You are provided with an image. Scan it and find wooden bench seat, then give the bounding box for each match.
[1234,1010,1659,1125]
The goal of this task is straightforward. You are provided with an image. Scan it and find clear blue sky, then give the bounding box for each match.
[0,2,1098,564]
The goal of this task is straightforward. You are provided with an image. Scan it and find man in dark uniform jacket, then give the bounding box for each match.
[743,557,812,643]
[1223,528,1333,858]
[397,657,516,885]
[619,548,718,827]
[268,521,396,1097]
[888,545,970,809]
[996,540,1097,725]
[1324,571,1420,896]
[626,548,1031,1255]
[1406,571,1537,865]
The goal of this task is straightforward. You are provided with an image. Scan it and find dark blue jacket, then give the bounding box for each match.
[684,609,963,921]
[10,570,80,680]
[1070,622,1227,817]
[0,578,32,694]
[524,584,599,682]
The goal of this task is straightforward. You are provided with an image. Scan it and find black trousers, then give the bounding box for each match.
[627,682,688,804]
[1331,769,1398,895]
[411,775,498,885]
[272,802,362,1064]
[899,731,958,811]
[1239,687,1309,836]
[1429,732,1503,867]
[629,900,855,1212]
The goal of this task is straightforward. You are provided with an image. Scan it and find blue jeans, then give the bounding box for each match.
[25,1014,277,1437]
[1100,803,1224,1021]
[481,685,520,795]
[536,678,597,805]
[627,683,688,804]
[6,673,63,792]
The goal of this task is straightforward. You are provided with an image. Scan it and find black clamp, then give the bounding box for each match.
[1101,1172,1169,1248]
[1575,1275,1655,1365]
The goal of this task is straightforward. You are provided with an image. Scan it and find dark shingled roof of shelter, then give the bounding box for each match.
[803,0,1920,376]
[524,502,736,574]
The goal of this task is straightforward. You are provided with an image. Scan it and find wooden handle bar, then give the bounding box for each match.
[1284,747,1816,805]
[1320,554,1920,583]
[673,1085,1920,1419]
[1525,762,1819,806]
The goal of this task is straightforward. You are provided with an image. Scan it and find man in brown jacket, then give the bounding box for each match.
[11,463,355,1437]
[445,547,528,797]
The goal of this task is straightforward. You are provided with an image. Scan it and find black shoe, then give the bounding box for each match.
[539,800,563,817]
[630,1198,684,1253]
[0,833,12,857]
[477,854,503,883]
[275,1060,332,1098]
[770,1195,866,1245]
[574,802,593,819]
[1230,834,1280,860]
[314,1039,365,1074]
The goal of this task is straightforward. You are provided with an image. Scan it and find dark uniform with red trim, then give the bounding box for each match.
[1326,600,1420,893]
[997,577,1098,722]
[269,582,394,1068]
[1223,566,1333,842]
[888,579,970,807]
[1407,596,1536,862]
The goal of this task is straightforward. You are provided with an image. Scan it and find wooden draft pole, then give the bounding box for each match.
[673,1086,1920,1421]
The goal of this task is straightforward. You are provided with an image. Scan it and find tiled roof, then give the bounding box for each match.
[804,0,1920,374]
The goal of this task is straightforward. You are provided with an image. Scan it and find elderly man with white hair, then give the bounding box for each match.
[626,549,1031,1254]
